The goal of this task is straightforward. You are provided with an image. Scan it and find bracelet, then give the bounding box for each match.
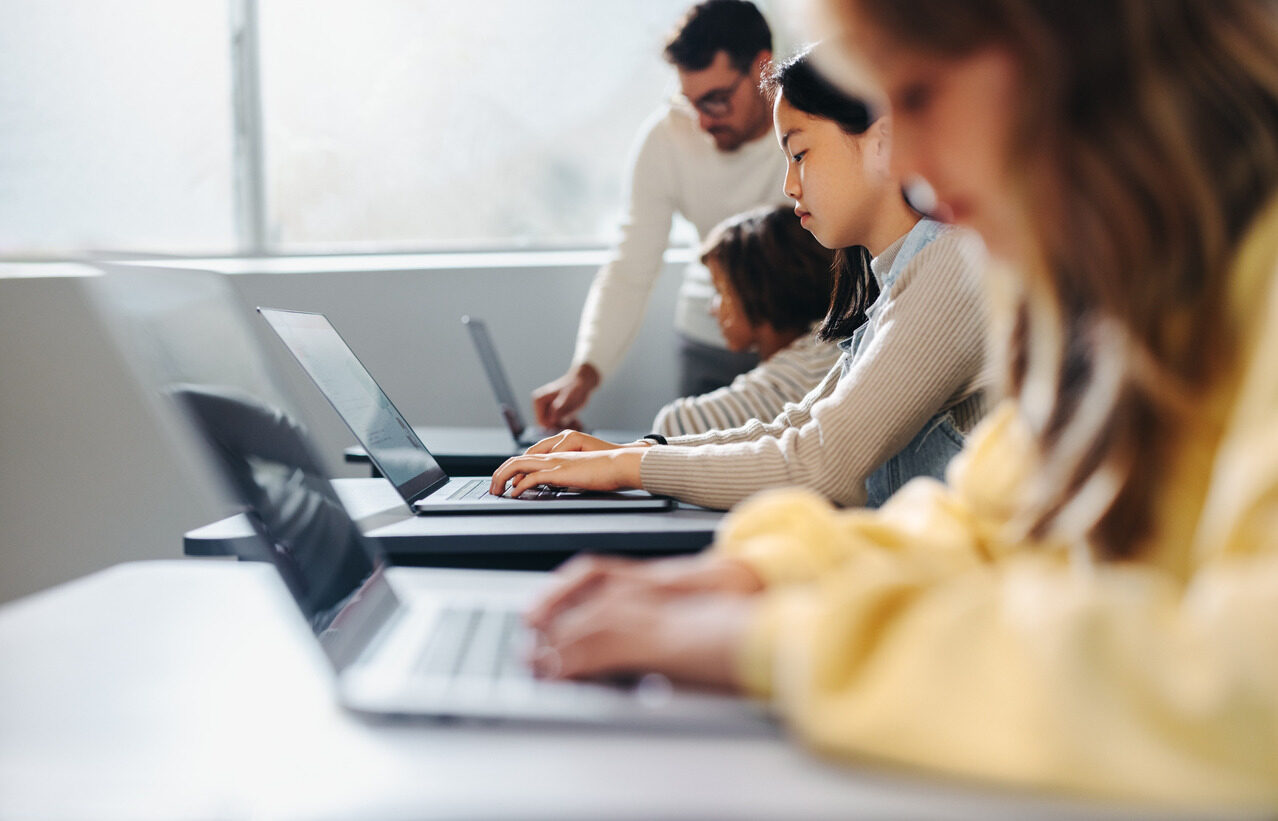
[642,433,668,446]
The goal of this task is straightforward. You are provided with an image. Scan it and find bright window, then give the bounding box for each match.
[0,0,716,257]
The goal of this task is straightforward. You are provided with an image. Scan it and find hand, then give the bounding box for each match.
[526,553,764,633]
[532,363,601,430]
[488,448,646,497]
[527,579,757,689]
[524,429,645,455]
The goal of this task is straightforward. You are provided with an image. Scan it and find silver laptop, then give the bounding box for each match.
[258,308,672,515]
[173,384,766,729]
[87,266,768,731]
[461,315,646,447]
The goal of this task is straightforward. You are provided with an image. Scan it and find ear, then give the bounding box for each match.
[868,117,893,168]
[874,116,892,155]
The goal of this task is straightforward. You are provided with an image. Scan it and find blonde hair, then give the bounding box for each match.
[845,0,1278,557]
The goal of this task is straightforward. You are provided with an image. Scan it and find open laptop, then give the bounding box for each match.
[258,307,672,515]
[461,315,646,447]
[85,266,768,731]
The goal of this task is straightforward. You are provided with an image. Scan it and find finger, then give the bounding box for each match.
[525,431,570,455]
[543,615,639,680]
[549,392,583,428]
[531,388,558,428]
[547,431,586,453]
[510,468,565,497]
[489,455,545,495]
[525,555,624,629]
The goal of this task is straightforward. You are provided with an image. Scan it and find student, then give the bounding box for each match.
[532,0,788,429]
[652,205,839,438]
[492,50,989,511]
[520,0,1278,805]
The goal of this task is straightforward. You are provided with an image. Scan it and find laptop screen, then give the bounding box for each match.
[86,267,402,671]
[258,308,449,504]
[462,315,527,439]
[170,384,401,670]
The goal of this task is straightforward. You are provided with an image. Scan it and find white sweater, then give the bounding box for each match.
[652,330,841,437]
[571,105,790,378]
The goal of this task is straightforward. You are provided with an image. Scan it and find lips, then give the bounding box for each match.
[795,207,812,226]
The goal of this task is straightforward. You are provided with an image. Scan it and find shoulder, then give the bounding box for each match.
[892,224,988,297]
[635,105,700,150]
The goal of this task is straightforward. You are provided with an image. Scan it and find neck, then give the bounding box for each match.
[741,101,772,143]
[754,325,803,360]
[862,189,921,258]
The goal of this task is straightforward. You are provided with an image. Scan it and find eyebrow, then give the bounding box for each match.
[780,128,803,151]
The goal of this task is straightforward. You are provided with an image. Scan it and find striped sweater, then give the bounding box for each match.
[639,225,990,511]
[652,330,841,437]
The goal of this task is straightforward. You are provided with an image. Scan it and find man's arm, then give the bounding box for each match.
[533,111,678,428]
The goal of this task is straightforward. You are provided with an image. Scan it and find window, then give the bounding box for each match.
[0,0,237,256]
[0,0,710,258]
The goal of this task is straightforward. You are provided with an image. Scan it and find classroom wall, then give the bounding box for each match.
[0,259,683,604]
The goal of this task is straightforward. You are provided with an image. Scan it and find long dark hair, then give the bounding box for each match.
[763,50,881,342]
[700,205,836,333]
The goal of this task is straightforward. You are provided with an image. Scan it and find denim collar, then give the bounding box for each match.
[837,218,947,356]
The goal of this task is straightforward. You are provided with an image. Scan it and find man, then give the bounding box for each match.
[532,0,789,430]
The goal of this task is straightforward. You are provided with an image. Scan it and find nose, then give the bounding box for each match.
[709,292,722,318]
[782,162,800,200]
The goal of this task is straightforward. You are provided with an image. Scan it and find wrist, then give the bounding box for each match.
[613,448,647,487]
[571,361,601,391]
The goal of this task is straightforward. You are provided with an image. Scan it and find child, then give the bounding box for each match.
[652,205,839,437]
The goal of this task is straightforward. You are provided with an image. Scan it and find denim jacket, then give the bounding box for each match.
[837,219,970,508]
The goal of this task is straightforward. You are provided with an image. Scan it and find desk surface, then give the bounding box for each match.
[0,560,1205,820]
[185,478,723,569]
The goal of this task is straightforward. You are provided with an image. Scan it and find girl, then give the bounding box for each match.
[652,204,839,437]
[521,0,1278,806]
[491,51,989,511]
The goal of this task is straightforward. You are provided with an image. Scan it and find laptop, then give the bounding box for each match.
[258,307,672,515]
[85,267,768,731]
[172,384,766,729]
[461,315,646,447]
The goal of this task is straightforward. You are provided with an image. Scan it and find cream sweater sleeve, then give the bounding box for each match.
[639,229,988,509]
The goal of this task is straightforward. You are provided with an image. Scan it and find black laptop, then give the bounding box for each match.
[258,308,672,515]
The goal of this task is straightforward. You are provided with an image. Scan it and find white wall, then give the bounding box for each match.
[0,258,684,603]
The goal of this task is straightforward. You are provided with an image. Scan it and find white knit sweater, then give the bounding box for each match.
[571,105,790,377]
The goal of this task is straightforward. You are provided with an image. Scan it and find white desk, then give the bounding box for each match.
[0,561,1218,820]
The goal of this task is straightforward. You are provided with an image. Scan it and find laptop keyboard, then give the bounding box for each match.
[447,479,493,501]
[413,604,532,683]
[448,478,566,502]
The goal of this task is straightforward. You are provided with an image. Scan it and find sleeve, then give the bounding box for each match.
[640,230,988,510]
[652,337,841,437]
[571,112,679,379]
[719,404,1278,804]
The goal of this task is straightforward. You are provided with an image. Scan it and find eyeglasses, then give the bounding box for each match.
[673,72,748,118]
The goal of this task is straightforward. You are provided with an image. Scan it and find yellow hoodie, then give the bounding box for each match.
[714,199,1278,805]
